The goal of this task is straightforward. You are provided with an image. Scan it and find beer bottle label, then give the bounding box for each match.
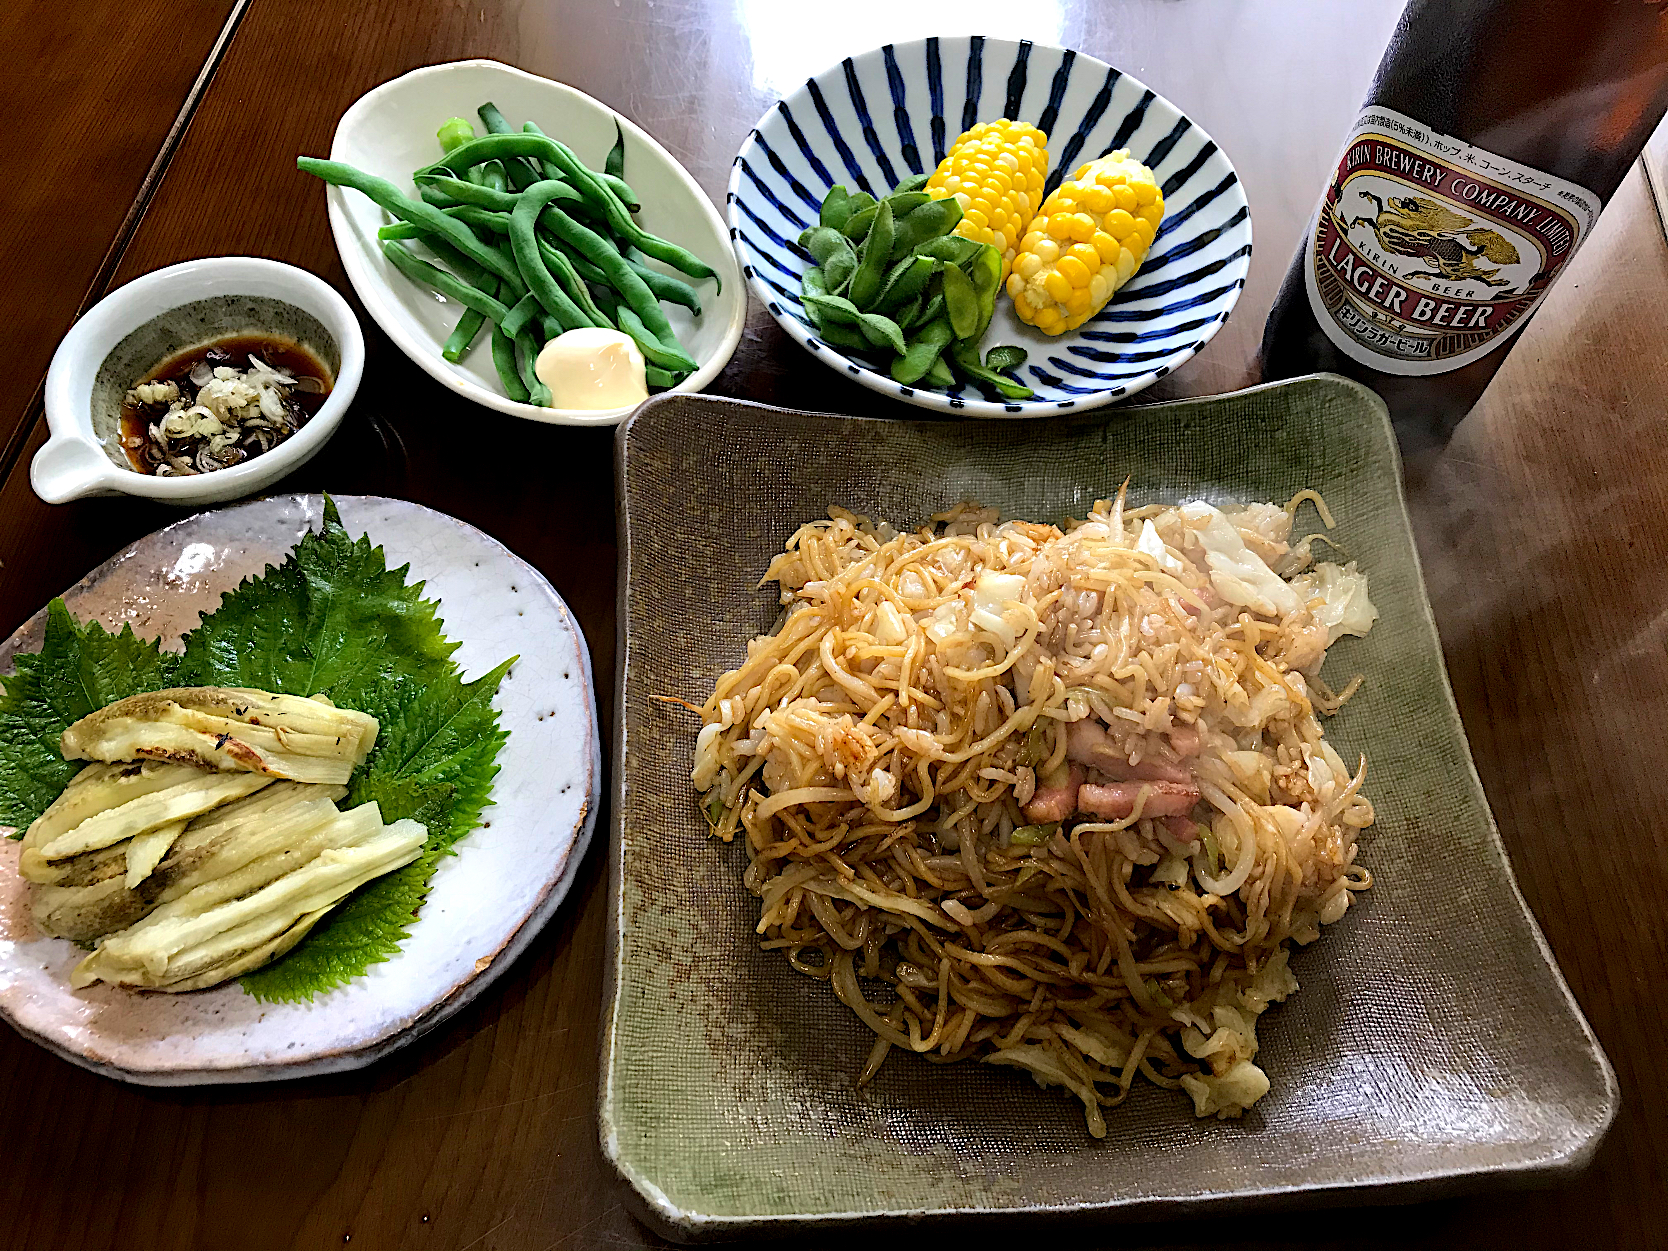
[1303,106,1599,375]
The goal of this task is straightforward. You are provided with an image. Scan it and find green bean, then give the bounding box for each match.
[379,240,512,322]
[623,248,703,313]
[891,318,954,384]
[438,117,476,154]
[847,200,894,308]
[951,341,1033,399]
[477,102,543,190]
[523,120,641,210]
[500,292,542,339]
[892,172,931,195]
[889,197,963,260]
[491,323,530,402]
[539,240,611,327]
[606,120,627,182]
[300,157,521,287]
[591,285,619,321]
[419,184,461,209]
[941,264,980,340]
[537,198,692,357]
[478,161,508,194]
[644,364,685,390]
[414,172,592,216]
[984,345,1028,371]
[516,327,551,406]
[924,353,955,388]
[511,181,598,333]
[417,232,492,290]
[616,305,698,372]
[423,133,717,286]
[441,306,488,362]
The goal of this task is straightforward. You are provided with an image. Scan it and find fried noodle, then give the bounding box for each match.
[690,490,1379,1134]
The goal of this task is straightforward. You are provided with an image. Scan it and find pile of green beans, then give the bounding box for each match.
[299,104,716,406]
[799,177,1031,399]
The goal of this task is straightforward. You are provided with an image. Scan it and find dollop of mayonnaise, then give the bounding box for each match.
[533,329,649,410]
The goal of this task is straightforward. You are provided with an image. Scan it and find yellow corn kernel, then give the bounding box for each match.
[925,118,1051,282]
[1004,147,1165,335]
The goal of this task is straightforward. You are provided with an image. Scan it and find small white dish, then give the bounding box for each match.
[36,257,364,505]
[323,59,745,427]
[0,494,599,1085]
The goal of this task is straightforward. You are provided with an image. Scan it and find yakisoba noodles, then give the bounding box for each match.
[688,488,1378,1134]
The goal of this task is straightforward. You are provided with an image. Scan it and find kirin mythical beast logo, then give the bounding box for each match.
[1339,192,1521,289]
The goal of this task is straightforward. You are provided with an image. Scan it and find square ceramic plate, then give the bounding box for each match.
[605,378,1616,1240]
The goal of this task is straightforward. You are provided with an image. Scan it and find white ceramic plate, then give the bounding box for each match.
[324,60,745,426]
[0,495,599,1084]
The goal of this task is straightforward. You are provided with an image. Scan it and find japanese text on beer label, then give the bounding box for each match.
[1303,106,1599,375]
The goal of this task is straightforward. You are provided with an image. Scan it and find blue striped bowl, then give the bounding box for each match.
[727,37,1251,417]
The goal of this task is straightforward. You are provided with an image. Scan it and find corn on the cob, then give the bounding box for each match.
[1007,149,1164,335]
[925,119,1050,284]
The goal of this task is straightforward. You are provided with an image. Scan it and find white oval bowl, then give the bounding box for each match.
[324,59,745,427]
[728,36,1252,418]
[36,257,364,505]
[0,494,599,1084]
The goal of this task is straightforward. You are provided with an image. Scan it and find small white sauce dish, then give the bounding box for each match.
[36,257,364,506]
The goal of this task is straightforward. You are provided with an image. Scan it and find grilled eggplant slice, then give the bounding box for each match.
[72,812,426,990]
[29,782,347,942]
[61,687,380,786]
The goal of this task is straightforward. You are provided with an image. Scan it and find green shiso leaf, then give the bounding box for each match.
[0,603,180,830]
[0,496,514,1003]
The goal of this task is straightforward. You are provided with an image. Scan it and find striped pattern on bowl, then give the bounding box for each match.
[727,36,1252,417]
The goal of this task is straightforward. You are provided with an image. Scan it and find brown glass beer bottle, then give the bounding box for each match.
[1259,0,1668,446]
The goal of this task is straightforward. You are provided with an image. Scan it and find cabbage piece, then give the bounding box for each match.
[1180,1058,1272,1118]
[1135,520,1185,573]
[1289,560,1379,645]
[1180,501,1301,618]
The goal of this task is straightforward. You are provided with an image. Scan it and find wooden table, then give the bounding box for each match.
[3,2,1664,1246]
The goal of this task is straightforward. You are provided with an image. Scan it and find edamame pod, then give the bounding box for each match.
[941,264,980,340]
[891,318,955,384]
[847,200,894,308]
[888,197,964,260]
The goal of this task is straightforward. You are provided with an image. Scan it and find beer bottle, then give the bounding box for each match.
[1259,0,1668,445]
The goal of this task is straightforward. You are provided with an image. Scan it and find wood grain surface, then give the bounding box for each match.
[2,1,1664,1248]
[0,0,243,474]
